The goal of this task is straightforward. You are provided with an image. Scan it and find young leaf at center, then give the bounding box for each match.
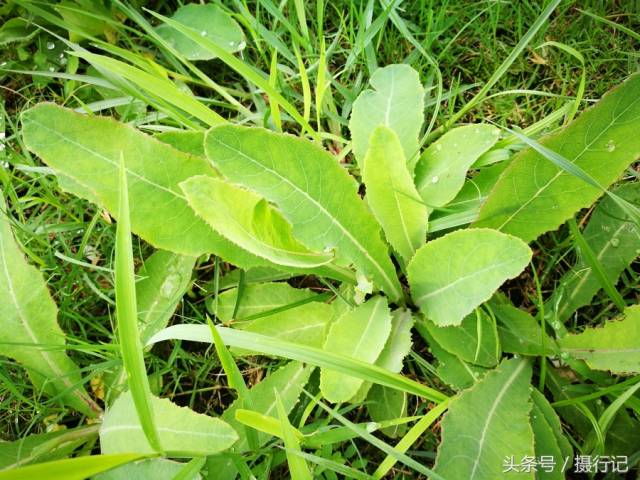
[363,126,428,262]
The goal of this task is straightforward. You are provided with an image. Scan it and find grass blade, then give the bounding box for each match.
[115,155,161,452]
[0,454,143,480]
[373,399,450,478]
[208,318,259,451]
[276,393,312,480]
[147,325,448,403]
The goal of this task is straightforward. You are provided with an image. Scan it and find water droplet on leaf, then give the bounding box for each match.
[46,41,55,50]
[431,176,439,184]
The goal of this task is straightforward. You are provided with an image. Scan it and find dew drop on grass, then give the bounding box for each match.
[229,41,235,47]
[610,238,620,247]
[552,321,562,330]
[46,41,55,50]
[48,66,55,72]
[431,176,439,184]
[200,30,207,36]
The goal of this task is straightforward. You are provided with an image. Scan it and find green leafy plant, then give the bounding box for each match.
[1,1,640,478]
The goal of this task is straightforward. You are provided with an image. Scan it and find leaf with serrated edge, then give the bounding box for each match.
[355,308,414,402]
[491,301,559,356]
[367,385,408,438]
[434,358,534,479]
[363,126,428,261]
[205,124,401,300]
[320,297,392,403]
[349,64,424,170]
[530,389,573,479]
[547,183,640,322]
[156,4,244,61]
[408,228,532,326]
[181,176,333,268]
[20,104,260,266]
[559,305,640,374]
[0,199,99,417]
[100,391,237,456]
[222,361,312,452]
[417,322,488,390]
[415,125,500,208]
[474,74,640,241]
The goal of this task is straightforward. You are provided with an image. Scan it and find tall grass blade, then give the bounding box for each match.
[115,154,161,452]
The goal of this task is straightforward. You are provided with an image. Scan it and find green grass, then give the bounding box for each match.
[0,0,639,478]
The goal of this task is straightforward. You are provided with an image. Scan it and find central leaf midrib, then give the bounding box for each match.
[210,136,400,298]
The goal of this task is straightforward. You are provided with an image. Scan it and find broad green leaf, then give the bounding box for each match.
[181,176,333,268]
[530,389,573,480]
[211,282,317,321]
[357,309,414,402]
[320,297,392,402]
[0,426,97,470]
[156,4,245,61]
[147,325,448,402]
[100,391,238,456]
[349,64,424,169]
[155,131,206,157]
[20,104,262,267]
[559,305,640,374]
[205,124,402,300]
[547,183,640,322]
[136,250,195,344]
[362,126,428,261]
[434,358,535,479]
[375,309,414,373]
[473,74,640,241]
[0,18,38,45]
[211,283,334,352]
[367,385,408,438]
[491,302,559,356]
[222,362,313,452]
[430,162,509,226]
[408,228,532,326]
[217,267,292,291]
[420,310,499,367]
[0,199,99,417]
[414,125,500,208]
[416,322,488,391]
[0,454,142,480]
[95,458,200,480]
